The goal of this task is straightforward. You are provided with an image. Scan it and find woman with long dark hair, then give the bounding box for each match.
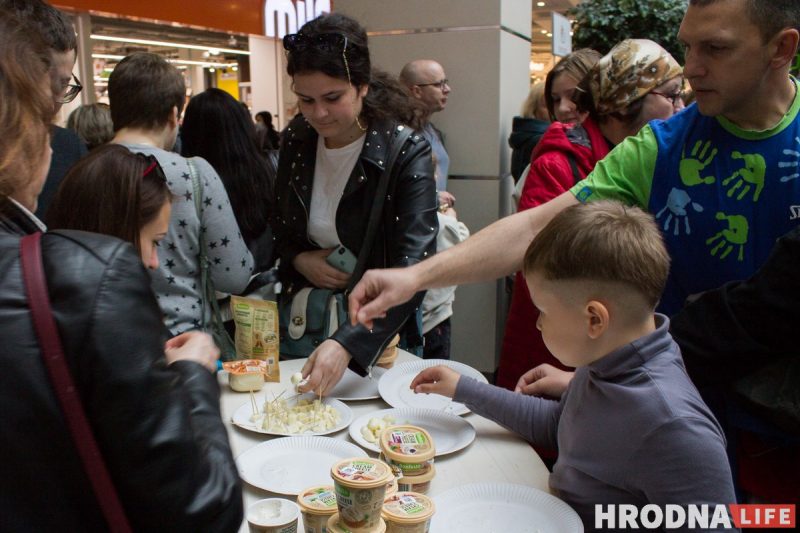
[182,88,276,270]
[277,13,437,394]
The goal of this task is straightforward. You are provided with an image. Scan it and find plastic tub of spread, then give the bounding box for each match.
[246,498,300,533]
[396,465,435,495]
[376,335,400,369]
[223,359,267,392]
[330,457,393,532]
[381,492,435,533]
[297,485,338,533]
[384,475,399,498]
[327,513,386,533]
[379,426,435,478]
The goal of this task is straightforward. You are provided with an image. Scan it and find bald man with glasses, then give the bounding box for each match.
[401,59,455,208]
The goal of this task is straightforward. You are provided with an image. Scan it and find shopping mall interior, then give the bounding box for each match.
[52,0,577,372]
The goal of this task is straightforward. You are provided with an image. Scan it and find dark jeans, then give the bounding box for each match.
[423,318,451,360]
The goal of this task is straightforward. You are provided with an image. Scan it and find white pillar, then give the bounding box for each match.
[248,35,288,129]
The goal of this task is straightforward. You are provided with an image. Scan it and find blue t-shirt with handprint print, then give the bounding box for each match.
[570,79,800,315]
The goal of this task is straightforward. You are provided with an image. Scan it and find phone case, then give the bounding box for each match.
[326,245,357,274]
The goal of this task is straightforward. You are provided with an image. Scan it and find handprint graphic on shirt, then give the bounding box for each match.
[656,188,704,235]
[680,140,717,187]
[722,151,765,201]
[706,212,749,261]
[779,136,800,183]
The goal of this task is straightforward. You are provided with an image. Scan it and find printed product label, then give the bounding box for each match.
[303,488,337,509]
[387,430,430,456]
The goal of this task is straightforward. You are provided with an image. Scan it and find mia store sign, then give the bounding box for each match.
[264,0,332,39]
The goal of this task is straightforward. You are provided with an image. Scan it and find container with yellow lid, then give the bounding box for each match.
[296,485,338,533]
[396,465,435,495]
[379,426,435,478]
[381,492,435,533]
[326,513,386,533]
[330,458,393,533]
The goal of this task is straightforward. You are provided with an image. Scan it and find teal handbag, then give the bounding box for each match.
[278,287,347,359]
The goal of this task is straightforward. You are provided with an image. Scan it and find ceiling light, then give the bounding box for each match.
[90,34,250,56]
[546,32,552,37]
[90,54,236,69]
[209,67,216,72]
[537,2,546,6]
[540,29,547,34]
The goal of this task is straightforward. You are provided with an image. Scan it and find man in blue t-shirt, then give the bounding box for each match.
[352,0,800,326]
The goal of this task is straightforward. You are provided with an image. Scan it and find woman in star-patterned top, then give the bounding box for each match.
[109,53,254,336]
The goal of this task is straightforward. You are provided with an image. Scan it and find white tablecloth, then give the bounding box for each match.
[219,352,551,531]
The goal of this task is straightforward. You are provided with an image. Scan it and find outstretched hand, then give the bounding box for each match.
[409,365,461,398]
[349,267,419,329]
[514,364,574,399]
[298,339,351,396]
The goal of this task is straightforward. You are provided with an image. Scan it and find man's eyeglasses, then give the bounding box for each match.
[650,89,684,107]
[416,79,449,90]
[283,32,352,85]
[58,74,82,104]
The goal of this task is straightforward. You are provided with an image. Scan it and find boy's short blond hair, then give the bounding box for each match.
[523,201,670,309]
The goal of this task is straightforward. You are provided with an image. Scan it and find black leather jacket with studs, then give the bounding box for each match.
[273,115,438,373]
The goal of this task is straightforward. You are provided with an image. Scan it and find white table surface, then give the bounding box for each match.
[219,352,551,532]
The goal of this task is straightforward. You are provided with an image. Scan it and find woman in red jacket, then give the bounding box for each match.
[497,40,685,399]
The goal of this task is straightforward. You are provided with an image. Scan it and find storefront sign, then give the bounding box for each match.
[264,0,331,38]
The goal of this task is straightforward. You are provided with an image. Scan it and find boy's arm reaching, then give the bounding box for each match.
[350,191,579,328]
[412,366,562,449]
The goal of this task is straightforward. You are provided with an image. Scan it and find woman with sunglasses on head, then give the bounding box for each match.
[277,13,437,395]
[498,40,685,403]
[0,13,242,531]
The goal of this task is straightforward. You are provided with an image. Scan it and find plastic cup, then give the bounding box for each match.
[296,485,338,533]
[381,492,435,533]
[247,498,300,533]
[379,426,435,479]
[330,457,393,532]
[397,465,435,495]
[327,513,386,533]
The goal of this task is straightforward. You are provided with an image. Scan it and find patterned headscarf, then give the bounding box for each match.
[590,39,682,116]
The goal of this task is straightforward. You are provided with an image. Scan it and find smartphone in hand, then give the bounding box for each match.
[326,244,357,274]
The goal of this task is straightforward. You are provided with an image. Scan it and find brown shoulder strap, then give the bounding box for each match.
[20,232,132,533]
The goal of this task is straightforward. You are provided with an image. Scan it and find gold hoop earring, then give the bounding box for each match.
[355,115,367,132]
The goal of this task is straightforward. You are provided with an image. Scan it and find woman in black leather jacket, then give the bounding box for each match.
[276,13,438,394]
[0,13,242,532]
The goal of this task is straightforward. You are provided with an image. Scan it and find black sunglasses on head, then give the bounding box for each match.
[282,32,348,52]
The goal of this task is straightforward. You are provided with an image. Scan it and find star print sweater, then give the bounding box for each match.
[570,78,800,314]
[122,144,254,335]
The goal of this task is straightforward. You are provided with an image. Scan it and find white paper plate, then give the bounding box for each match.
[236,436,365,495]
[328,366,388,401]
[231,392,353,436]
[432,483,583,533]
[348,408,476,456]
[378,359,488,416]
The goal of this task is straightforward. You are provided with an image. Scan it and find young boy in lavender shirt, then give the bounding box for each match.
[411,201,737,530]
